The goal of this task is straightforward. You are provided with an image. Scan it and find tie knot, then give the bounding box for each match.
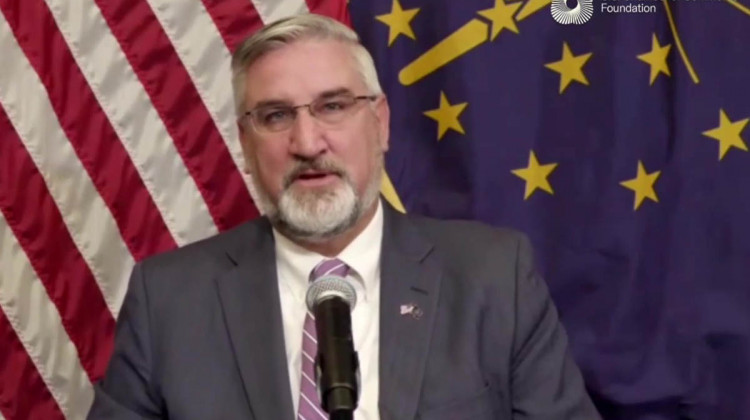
[310,258,350,282]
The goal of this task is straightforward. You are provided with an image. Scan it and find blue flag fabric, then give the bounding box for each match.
[348,0,750,418]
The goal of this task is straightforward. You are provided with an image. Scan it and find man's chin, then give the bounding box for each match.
[284,180,344,204]
[274,187,359,241]
[275,209,358,243]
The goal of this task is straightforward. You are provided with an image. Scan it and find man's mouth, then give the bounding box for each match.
[292,170,340,187]
[297,170,332,180]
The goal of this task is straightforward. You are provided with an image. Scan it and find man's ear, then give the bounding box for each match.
[375,95,390,152]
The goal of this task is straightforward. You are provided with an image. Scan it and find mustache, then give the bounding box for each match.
[283,158,347,188]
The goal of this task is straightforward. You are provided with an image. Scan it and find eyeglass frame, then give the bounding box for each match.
[239,93,380,134]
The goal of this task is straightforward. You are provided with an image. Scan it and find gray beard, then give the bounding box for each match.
[249,157,383,243]
[273,180,361,242]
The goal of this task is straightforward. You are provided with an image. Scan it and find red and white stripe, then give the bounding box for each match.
[0,1,351,418]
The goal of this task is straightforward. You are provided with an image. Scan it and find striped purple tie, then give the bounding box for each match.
[298,259,351,420]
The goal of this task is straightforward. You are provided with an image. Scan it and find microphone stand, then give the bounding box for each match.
[330,411,353,420]
[314,297,360,420]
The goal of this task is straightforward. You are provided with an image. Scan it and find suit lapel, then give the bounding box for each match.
[378,205,442,420]
[214,220,295,420]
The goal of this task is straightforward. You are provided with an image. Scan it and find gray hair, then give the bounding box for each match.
[231,13,383,118]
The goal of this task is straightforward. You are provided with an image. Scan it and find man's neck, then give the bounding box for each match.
[287,200,379,257]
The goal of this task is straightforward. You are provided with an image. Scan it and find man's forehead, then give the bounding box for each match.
[243,39,364,105]
[252,88,357,108]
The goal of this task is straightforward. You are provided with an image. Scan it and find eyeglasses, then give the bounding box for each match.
[241,93,378,134]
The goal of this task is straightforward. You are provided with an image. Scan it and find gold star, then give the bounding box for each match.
[511,151,558,200]
[544,42,593,94]
[702,109,749,160]
[620,161,661,210]
[477,0,523,40]
[375,0,420,46]
[423,91,468,141]
[637,33,672,85]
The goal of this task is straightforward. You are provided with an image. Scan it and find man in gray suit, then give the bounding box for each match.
[88,13,601,420]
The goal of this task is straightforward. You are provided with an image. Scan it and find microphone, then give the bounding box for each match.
[305,274,360,420]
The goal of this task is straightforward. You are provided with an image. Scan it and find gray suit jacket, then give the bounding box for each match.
[88,201,601,420]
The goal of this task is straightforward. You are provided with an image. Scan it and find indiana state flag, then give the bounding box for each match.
[348,0,750,418]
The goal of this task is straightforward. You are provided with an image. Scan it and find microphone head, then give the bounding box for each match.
[305,275,357,312]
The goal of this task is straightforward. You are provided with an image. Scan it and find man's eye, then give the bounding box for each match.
[262,109,291,123]
[319,100,349,113]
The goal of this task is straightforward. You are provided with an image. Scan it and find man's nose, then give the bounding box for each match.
[289,107,327,158]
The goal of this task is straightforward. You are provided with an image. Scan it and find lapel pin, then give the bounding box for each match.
[400,303,423,319]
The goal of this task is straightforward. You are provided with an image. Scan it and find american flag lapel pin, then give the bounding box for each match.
[400,303,423,319]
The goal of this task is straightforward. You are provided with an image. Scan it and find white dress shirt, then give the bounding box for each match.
[273,199,383,420]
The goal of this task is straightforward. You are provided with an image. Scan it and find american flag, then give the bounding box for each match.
[0,1,351,418]
[4,0,750,418]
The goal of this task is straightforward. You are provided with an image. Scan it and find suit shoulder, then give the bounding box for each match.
[407,214,530,253]
[135,217,269,280]
[400,213,540,292]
